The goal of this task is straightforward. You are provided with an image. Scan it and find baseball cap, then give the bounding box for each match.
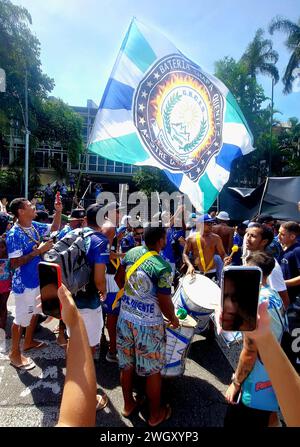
[116,224,127,236]
[121,215,132,226]
[69,208,86,221]
[217,211,230,221]
[197,213,215,223]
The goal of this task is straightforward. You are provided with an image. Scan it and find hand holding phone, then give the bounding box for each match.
[39,261,62,319]
[54,192,63,213]
[221,266,262,332]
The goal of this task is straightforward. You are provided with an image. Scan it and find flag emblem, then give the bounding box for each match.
[134,54,224,181]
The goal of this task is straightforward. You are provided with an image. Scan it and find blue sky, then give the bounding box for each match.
[16,0,299,121]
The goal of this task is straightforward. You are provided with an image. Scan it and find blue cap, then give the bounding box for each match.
[189,213,197,219]
[116,225,127,236]
[197,213,215,223]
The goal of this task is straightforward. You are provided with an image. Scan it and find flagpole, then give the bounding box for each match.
[24,69,30,199]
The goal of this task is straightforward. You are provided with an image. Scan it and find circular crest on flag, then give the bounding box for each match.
[134,54,224,181]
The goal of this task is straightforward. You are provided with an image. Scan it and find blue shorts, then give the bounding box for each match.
[116,317,166,377]
[102,292,120,316]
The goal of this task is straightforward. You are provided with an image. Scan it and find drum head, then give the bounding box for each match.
[182,273,221,310]
[179,314,197,328]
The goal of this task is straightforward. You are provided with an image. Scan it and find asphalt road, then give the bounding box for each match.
[0,295,239,428]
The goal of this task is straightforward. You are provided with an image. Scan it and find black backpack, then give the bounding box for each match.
[43,228,95,295]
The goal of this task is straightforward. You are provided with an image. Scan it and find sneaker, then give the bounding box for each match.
[106,351,118,363]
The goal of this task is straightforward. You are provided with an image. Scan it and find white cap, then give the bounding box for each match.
[217,211,230,221]
[121,215,132,225]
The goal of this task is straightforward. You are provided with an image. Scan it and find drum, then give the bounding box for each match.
[161,315,197,377]
[172,273,221,332]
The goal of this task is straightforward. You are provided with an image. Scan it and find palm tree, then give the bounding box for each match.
[269,16,300,94]
[241,28,279,83]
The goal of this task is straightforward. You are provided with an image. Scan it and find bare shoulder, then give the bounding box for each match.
[211,232,222,242]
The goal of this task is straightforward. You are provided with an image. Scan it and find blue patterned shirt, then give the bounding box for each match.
[6,222,51,294]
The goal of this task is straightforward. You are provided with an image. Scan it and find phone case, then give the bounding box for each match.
[39,262,62,319]
[221,266,262,332]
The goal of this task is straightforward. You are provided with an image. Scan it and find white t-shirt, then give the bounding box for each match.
[268,259,287,292]
[242,252,287,293]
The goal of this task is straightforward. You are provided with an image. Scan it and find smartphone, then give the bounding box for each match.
[221,266,262,332]
[39,262,62,319]
[55,191,61,204]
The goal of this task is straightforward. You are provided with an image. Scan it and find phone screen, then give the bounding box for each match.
[39,262,61,319]
[221,267,262,332]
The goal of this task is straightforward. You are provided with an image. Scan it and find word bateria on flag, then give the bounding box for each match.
[88,18,255,212]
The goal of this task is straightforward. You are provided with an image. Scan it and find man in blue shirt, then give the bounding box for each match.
[6,197,62,370]
[120,225,144,253]
[70,203,110,411]
[278,221,300,306]
[225,251,286,427]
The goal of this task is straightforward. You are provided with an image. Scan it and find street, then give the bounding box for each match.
[0,294,238,428]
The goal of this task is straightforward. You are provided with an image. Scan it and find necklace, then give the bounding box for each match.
[17,222,41,245]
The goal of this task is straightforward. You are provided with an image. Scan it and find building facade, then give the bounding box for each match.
[1,99,139,189]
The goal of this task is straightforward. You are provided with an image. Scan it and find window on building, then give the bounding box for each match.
[106,159,115,173]
[115,162,123,173]
[88,155,97,171]
[124,164,132,173]
[97,157,105,172]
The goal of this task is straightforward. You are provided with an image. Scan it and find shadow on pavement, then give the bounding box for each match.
[188,336,233,385]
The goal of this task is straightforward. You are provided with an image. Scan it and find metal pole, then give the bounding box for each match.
[24,70,29,199]
[269,77,274,177]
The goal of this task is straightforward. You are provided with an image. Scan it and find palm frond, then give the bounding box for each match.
[269,16,300,36]
[282,52,300,94]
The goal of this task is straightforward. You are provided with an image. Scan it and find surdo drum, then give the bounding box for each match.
[172,273,221,332]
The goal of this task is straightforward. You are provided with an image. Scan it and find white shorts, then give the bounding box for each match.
[68,306,103,348]
[14,287,42,327]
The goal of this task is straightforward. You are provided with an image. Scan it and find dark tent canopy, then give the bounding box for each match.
[219,177,300,222]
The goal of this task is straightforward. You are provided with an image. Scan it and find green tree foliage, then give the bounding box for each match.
[0,0,54,125]
[269,16,300,94]
[277,117,300,174]
[34,97,83,165]
[133,166,176,196]
[214,57,268,140]
[0,0,83,187]
[241,28,279,83]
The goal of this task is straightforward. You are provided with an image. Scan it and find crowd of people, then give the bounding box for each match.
[0,191,300,427]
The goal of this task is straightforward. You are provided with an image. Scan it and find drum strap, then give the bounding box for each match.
[112,250,158,309]
[111,258,120,270]
[196,233,214,273]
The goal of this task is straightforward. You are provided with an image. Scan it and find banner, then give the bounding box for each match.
[88,18,255,211]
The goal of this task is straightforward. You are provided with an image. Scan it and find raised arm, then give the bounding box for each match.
[247,301,300,427]
[56,285,96,427]
[51,199,63,232]
[225,335,258,404]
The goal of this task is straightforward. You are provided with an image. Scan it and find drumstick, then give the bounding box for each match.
[228,244,239,260]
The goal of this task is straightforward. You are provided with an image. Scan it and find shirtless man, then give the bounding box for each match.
[212,211,234,255]
[183,214,226,280]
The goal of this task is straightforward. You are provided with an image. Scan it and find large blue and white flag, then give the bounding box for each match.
[88,18,255,211]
